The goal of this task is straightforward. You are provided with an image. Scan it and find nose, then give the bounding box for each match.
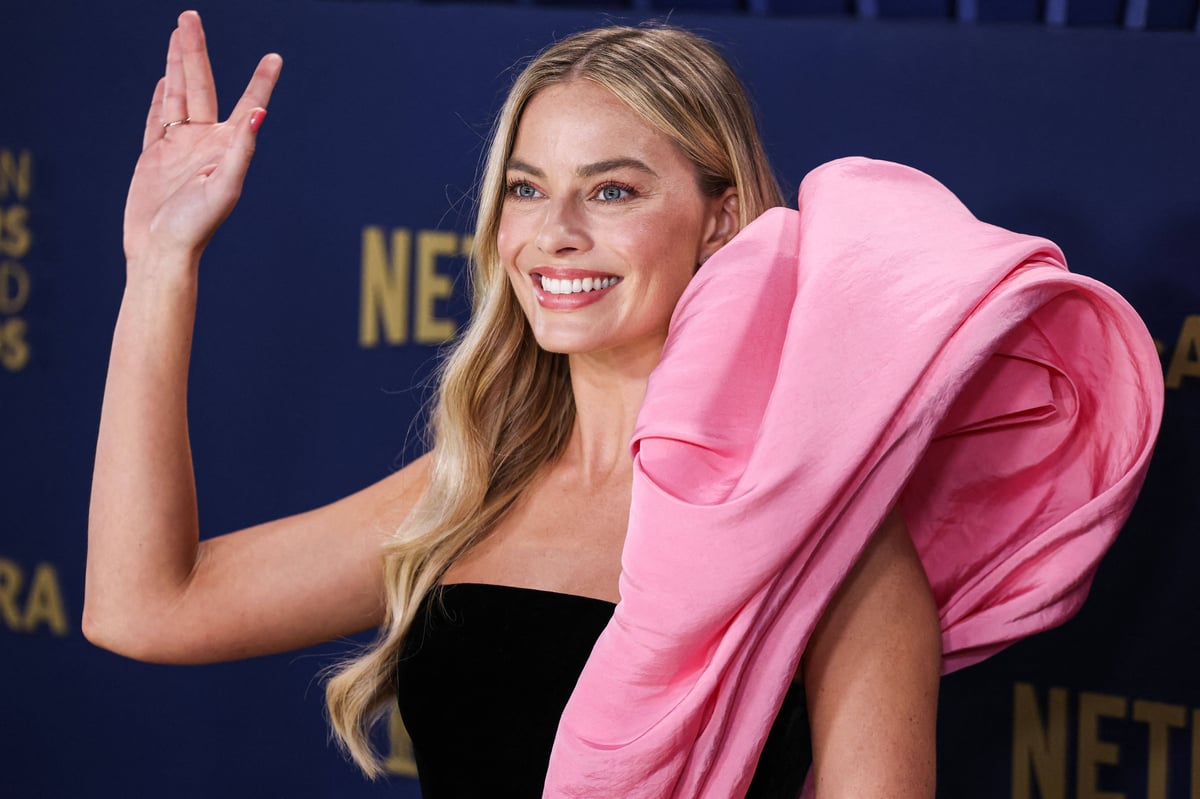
[534,197,591,256]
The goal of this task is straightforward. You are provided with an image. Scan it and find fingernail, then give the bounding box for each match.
[250,109,267,133]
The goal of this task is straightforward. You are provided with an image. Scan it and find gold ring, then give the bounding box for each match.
[162,117,191,129]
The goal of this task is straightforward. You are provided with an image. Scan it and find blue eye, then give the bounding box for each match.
[597,184,631,201]
[507,180,540,199]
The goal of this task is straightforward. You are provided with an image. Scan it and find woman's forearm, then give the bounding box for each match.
[84,259,204,657]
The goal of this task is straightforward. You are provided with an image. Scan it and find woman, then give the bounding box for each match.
[87,10,1157,799]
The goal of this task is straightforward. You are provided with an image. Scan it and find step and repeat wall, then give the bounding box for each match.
[3,1,1198,796]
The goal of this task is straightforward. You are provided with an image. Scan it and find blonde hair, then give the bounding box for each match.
[324,23,784,775]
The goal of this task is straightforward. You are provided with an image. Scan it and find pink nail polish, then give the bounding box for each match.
[250,110,267,133]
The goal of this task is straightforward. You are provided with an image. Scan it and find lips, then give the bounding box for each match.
[530,267,622,308]
[539,275,621,294]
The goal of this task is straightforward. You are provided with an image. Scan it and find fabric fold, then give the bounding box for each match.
[543,157,1163,798]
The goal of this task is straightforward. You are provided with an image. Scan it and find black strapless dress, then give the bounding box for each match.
[395,583,811,798]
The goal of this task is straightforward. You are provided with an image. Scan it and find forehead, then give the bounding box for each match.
[510,81,690,172]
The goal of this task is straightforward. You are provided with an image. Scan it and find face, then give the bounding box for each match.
[497,80,736,362]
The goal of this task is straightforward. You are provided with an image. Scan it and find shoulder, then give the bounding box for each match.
[348,450,434,530]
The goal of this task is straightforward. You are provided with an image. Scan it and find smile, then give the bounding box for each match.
[539,275,622,295]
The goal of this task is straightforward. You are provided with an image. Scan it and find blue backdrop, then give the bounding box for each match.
[2,1,1198,796]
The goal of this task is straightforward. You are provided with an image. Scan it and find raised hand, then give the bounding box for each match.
[89,8,404,670]
[124,11,282,273]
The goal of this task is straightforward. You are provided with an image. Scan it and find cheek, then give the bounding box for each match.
[496,214,518,266]
[635,215,704,289]
[496,218,531,293]
[496,224,535,316]
[502,259,531,317]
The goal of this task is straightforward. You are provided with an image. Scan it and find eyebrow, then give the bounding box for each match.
[506,157,659,179]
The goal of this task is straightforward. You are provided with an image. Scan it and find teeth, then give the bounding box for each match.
[539,275,620,295]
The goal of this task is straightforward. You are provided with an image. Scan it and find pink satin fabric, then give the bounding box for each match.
[543,158,1163,798]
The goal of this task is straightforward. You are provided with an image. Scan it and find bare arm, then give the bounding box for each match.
[803,510,942,798]
[84,11,420,664]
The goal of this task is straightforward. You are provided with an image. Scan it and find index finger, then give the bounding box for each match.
[178,10,219,124]
[228,53,283,124]
[162,27,188,125]
[142,77,168,150]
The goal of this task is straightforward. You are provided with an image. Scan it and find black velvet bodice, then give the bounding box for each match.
[395,583,811,798]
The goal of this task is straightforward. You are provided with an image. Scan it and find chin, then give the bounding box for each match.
[529,327,667,365]
[530,332,595,355]
[521,314,592,354]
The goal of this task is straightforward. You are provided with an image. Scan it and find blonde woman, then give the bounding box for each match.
[91,10,1135,798]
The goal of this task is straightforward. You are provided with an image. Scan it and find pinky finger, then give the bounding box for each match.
[143,77,168,151]
[228,53,283,126]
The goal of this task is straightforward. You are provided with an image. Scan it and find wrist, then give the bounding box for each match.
[122,259,202,320]
[125,249,202,291]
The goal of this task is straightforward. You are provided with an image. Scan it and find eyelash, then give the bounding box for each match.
[503,178,639,203]
[593,181,637,202]
[505,179,540,200]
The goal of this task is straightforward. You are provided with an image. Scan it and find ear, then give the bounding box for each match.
[698,187,740,265]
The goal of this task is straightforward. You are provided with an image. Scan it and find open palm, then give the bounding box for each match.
[124,11,282,268]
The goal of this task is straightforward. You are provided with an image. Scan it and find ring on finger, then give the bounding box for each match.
[162,117,191,129]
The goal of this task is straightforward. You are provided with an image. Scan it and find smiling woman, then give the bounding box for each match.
[320,25,943,799]
[84,11,1159,799]
[499,81,738,360]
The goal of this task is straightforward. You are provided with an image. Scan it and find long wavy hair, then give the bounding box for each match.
[324,23,784,776]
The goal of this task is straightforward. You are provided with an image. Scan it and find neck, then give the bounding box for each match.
[561,337,665,482]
